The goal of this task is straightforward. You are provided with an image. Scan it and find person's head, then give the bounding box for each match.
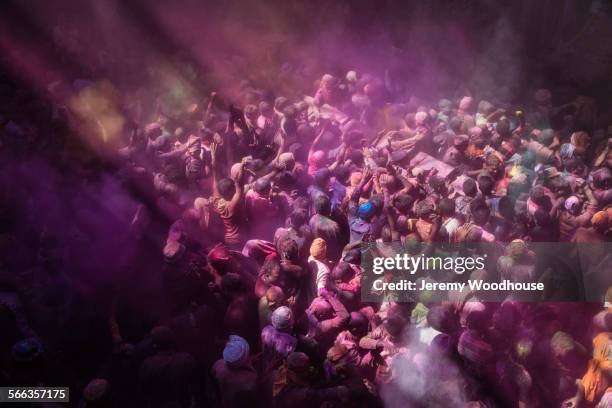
[310,238,327,260]
[330,262,354,283]
[223,335,250,368]
[314,168,331,189]
[253,178,271,196]
[279,238,299,262]
[477,174,495,196]
[151,326,175,351]
[393,193,414,215]
[564,196,582,215]
[358,201,375,221]
[311,150,327,168]
[333,165,351,185]
[463,178,478,197]
[313,194,331,216]
[288,208,308,230]
[529,185,547,206]
[591,211,610,234]
[471,200,490,226]
[207,244,233,275]
[244,104,258,123]
[218,178,236,200]
[261,258,283,286]
[564,157,584,175]
[265,286,286,310]
[286,352,310,380]
[310,297,333,320]
[348,311,368,337]
[449,117,462,133]
[271,306,294,332]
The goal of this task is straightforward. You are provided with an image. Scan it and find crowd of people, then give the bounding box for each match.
[1,40,612,407]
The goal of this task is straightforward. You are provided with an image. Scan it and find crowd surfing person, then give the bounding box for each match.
[1,64,612,408]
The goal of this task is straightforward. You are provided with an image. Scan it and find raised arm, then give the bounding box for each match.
[308,121,330,159]
[228,161,245,213]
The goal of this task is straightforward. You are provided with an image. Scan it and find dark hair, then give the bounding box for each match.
[477,175,494,196]
[333,165,350,184]
[330,262,354,282]
[279,238,299,260]
[314,168,331,187]
[313,194,331,215]
[289,208,308,228]
[253,178,271,194]
[463,178,478,197]
[394,193,414,214]
[293,196,310,211]
[438,198,455,217]
[218,178,236,200]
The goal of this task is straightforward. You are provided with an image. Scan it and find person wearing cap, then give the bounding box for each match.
[261,306,298,372]
[211,335,258,408]
[138,326,196,408]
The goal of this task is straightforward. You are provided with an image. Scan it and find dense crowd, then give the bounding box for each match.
[1,48,612,407]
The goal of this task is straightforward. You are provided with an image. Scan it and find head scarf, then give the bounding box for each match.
[271,306,294,332]
[223,335,250,368]
[565,196,580,211]
[358,201,375,219]
[278,152,295,170]
[592,211,609,230]
[310,238,327,259]
[581,332,612,402]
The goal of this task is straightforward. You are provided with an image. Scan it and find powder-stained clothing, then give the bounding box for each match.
[581,332,612,403]
[212,197,244,246]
